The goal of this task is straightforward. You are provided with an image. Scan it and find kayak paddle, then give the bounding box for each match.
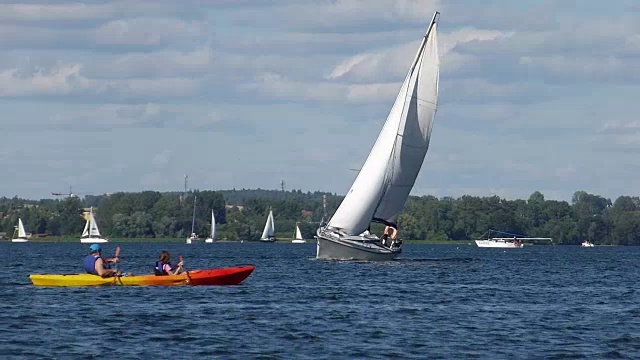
[179,255,193,284]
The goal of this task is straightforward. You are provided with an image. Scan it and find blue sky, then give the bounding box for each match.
[1,0,639,201]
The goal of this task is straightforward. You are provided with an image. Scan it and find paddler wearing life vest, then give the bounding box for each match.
[154,251,184,276]
[83,244,120,278]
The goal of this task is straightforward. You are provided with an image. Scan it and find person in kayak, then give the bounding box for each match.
[83,244,120,277]
[154,251,184,276]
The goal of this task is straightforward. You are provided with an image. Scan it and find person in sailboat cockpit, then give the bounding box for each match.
[381,225,398,247]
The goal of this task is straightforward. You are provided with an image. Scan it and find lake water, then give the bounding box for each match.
[1,242,639,359]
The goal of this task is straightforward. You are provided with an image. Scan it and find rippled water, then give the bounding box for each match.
[1,242,639,359]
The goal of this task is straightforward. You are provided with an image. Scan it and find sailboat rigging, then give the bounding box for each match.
[11,218,29,243]
[316,11,440,260]
[186,195,198,244]
[260,209,276,242]
[205,209,216,243]
[80,207,108,243]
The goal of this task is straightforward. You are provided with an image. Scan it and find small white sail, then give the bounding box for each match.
[327,19,439,236]
[81,215,90,237]
[295,224,303,240]
[260,210,275,239]
[17,218,27,238]
[89,211,101,237]
[210,209,216,240]
[80,207,108,243]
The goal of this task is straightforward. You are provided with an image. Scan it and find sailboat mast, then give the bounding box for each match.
[407,11,439,75]
[191,195,197,234]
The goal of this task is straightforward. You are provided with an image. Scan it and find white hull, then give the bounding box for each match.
[291,239,306,244]
[205,238,214,243]
[11,238,29,243]
[186,237,199,244]
[475,239,522,248]
[81,237,108,243]
[260,238,276,243]
[316,228,400,261]
[581,242,594,247]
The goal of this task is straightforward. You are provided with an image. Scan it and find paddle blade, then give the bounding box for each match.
[115,246,120,258]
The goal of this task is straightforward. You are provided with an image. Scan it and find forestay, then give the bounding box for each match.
[327,16,440,236]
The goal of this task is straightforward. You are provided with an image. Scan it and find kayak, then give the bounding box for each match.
[29,265,255,287]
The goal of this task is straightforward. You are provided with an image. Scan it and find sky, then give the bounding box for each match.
[1,0,639,202]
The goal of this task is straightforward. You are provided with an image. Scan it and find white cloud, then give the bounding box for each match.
[326,27,513,82]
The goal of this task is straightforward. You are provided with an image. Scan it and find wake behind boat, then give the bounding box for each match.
[475,230,552,248]
[29,265,255,287]
[316,12,441,261]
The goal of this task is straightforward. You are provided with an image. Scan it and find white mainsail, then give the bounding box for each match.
[295,224,303,240]
[82,208,102,237]
[17,218,27,238]
[327,15,440,236]
[260,210,275,239]
[81,207,108,243]
[210,210,216,240]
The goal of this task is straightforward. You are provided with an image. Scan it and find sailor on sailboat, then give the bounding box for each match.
[260,209,276,242]
[292,223,305,244]
[80,207,108,243]
[316,12,440,261]
[205,209,216,243]
[11,218,29,243]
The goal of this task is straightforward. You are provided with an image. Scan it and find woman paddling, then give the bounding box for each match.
[154,251,184,276]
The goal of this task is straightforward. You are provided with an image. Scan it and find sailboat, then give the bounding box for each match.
[292,223,305,244]
[316,12,440,261]
[11,218,29,243]
[186,196,199,244]
[205,209,216,243]
[260,209,276,242]
[80,207,108,243]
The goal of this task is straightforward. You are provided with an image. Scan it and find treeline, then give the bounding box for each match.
[1,189,639,244]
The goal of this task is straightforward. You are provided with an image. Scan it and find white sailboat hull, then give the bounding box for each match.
[205,238,214,243]
[186,236,199,244]
[581,242,594,247]
[11,238,29,243]
[316,228,400,261]
[81,237,108,244]
[475,239,522,248]
[260,238,276,243]
[291,239,306,244]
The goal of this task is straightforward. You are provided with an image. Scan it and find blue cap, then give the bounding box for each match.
[89,244,101,252]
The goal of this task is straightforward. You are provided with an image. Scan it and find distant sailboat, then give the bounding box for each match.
[205,209,216,243]
[80,207,108,243]
[186,196,199,244]
[260,209,276,242]
[11,218,29,243]
[292,223,305,243]
[316,12,441,261]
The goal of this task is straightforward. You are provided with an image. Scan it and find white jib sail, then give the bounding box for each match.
[210,210,216,240]
[18,218,27,238]
[261,210,275,239]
